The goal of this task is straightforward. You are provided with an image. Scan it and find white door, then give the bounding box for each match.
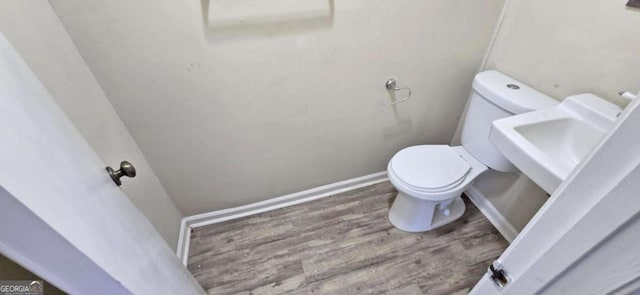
[0,32,204,294]
[471,92,640,294]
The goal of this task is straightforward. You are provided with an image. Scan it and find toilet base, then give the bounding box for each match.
[388,192,465,232]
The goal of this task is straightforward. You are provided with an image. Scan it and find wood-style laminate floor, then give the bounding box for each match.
[188,182,508,295]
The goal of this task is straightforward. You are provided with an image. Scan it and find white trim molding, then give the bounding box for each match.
[176,171,389,265]
[465,186,519,242]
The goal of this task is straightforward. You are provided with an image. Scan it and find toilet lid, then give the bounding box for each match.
[390,145,472,192]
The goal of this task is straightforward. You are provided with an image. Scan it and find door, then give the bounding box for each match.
[471,92,640,294]
[0,31,204,294]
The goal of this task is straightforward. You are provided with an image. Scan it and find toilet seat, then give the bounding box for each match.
[389,145,472,193]
[386,145,489,231]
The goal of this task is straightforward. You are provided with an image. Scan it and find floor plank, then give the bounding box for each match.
[188,182,508,295]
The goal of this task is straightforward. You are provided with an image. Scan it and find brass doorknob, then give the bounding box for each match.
[106,161,136,186]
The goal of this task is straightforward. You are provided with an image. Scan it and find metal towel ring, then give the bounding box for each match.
[384,78,412,106]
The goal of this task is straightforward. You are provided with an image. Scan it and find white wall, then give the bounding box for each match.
[0,0,183,249]
[0,29,203,292]
[486,0,640,106]
[458,0,640,232]
[48,0,506,215]
[470,171,548,231]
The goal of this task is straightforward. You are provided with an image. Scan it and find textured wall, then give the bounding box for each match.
[486,0,640,106]
[49,0,505,215]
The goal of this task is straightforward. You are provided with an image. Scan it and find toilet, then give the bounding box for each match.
[387,70,559,232]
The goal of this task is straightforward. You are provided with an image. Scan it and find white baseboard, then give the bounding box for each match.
[465,186,519,243]
[175,171,389,265]
[175,172,519,264]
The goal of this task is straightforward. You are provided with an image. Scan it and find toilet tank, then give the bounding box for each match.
[461,70,558,172]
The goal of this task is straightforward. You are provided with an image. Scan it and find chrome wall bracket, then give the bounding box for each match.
[384,78,412,106]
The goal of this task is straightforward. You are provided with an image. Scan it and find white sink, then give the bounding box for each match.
[489,93,620,194]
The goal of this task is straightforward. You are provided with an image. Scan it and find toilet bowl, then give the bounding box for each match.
[387,70,559,232]
[387,145,487,232]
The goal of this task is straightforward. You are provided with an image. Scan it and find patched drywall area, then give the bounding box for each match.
[49,0,506,215]
[0,1,183,249]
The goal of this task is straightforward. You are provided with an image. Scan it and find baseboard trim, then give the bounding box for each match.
[465,186,519,243]
[175,171,389,265]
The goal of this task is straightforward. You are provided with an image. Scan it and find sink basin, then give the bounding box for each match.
[489,93,620,194]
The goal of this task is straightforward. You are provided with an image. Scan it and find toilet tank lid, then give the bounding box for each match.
[472,70,559,114]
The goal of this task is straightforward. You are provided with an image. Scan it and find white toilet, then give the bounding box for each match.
[387,70,558,232]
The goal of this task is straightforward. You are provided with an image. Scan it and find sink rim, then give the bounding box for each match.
[489,94,619,194]
[493,108,577,181]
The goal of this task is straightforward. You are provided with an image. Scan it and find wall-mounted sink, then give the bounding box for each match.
[489,93,621,194]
